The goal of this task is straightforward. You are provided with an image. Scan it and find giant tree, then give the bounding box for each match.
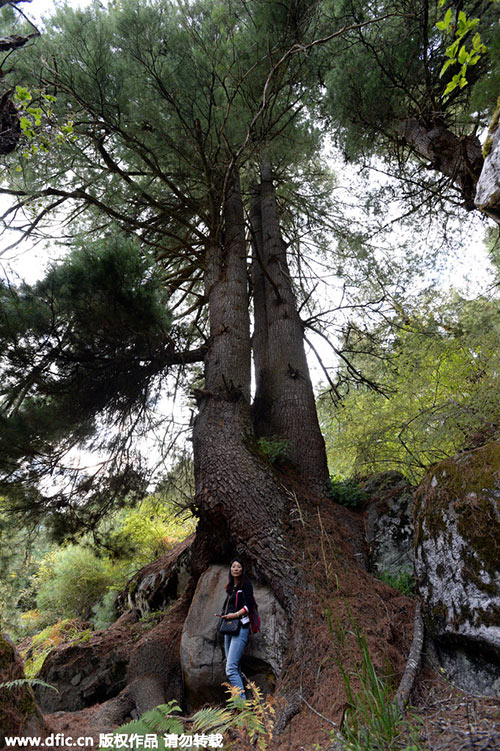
[0,0,416,735]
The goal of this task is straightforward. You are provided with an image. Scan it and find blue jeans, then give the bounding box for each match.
[224,625,250,697]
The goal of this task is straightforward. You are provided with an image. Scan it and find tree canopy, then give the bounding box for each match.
[320,0,500,214]
[0,0,498,532]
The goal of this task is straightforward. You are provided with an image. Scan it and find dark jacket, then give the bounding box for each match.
[225,579,254,627]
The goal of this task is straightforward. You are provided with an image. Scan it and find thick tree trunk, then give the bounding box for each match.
[399,117,484,211]
[187,170,414,742]
[191,169,298,609]
[250,155,329,495]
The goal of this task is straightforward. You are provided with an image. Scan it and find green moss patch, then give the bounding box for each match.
[483,96,500,158]
[24,619,94,678]
[415,442,500,585]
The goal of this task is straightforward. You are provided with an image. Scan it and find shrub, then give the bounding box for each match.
[378,570,415,597]
[90,590,119,631]
[327,477,367,510]
[35,546,115,621]
[257,437,290,465]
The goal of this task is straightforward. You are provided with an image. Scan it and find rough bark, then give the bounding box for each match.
[191,168,299,610]
[399,117,484,211]
[250,154,329,495]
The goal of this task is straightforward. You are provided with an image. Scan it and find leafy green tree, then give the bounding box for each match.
[32,489,195,623]
[0,233,205,535]
[34,545,115,622]
[318,0,500,219]
[320,293,500,480]
[0,0,343,725]
[0,0,335,552]
[1,477,196,635]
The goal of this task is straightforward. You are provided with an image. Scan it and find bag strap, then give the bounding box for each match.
[223,589,239,617]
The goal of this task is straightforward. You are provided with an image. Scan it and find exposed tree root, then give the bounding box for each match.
[395,599,424,712]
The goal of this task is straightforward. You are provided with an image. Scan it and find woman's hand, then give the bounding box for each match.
[221,612,238,620]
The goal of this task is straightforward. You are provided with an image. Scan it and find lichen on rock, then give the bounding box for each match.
[363,471,415,579]
[476,99,500,222]
[414,442,500,695]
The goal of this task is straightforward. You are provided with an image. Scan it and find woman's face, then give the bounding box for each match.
[231,561,243,579]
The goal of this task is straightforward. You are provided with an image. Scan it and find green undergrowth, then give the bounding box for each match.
[378,569,416,597]
[327,476,367,509]
[256,436,290,466]
[329,621,424,751]
[100,684,277,750]
[23,619,93,678]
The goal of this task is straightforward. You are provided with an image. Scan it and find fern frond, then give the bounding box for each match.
[0,678,58,693]
[107,702,185,745]
[192,706,233,732]
[156,700,183,715]
[140,707,184,736]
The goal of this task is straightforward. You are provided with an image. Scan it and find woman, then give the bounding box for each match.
[219,557,254,698]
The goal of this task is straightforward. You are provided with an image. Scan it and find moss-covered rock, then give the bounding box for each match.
[363,471,415,579]
[415,442,500,695]
[0,632,46,745]
[476,97,500,221]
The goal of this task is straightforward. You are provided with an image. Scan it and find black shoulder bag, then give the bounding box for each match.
[219,591,240,635]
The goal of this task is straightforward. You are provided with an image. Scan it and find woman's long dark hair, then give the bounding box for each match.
[225,557,248,592]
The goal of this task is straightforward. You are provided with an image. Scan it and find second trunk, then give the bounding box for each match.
[251,155,329,496]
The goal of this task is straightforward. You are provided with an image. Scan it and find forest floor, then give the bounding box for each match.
[274,670,500,750]
[17,482,500,751]
[411,672,500,751]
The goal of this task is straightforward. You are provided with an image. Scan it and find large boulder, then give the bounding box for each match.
[35,612,141,713]
[180,564,289,709]
[415,442,500,695]
[475,101,500,223]
[362,471,415,579]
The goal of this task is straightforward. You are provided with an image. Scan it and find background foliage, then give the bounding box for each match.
[320,291,500,481]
